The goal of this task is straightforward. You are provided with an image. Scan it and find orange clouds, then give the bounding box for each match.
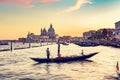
[0,0,60,8]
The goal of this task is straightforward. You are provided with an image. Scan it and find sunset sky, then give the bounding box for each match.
[0,0,120,40]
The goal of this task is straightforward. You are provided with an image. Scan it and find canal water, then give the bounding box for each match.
[0,43,120,80]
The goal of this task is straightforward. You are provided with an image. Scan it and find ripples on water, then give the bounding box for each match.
[0,43,120,80]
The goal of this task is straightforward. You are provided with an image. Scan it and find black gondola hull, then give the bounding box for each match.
[31,52,98,63]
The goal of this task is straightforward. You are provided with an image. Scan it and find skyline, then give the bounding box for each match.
[0,0,120,40]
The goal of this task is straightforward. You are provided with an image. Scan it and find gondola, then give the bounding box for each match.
[31,52,99,63]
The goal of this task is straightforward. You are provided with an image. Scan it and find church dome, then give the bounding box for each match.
[48,24,55,32]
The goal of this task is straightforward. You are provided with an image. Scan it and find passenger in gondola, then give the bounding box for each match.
[81,50,84,56]
[46,48,50,59]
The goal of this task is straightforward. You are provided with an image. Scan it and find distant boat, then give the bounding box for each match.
[74,42,99,47]
[116,61,120,79]
[31,52,99,63]
[61,42,69,45]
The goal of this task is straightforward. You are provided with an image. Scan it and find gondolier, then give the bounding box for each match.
[46,48,50,59]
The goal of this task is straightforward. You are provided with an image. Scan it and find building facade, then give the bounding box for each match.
[115,21,120,30]
[83,30,96,39]
[48,24,56,39]
[41,28,47,36]
[114,21,120,39]
[26,24,57,42]
[40,24,56,39]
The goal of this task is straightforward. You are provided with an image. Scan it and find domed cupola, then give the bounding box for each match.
[48,24,55,32]
[48,24,56,39]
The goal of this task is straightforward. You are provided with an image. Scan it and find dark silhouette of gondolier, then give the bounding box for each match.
[46,48,50,59]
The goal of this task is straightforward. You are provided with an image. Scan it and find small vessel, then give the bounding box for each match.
[74,42,99,47]
[31,52,98,63]
[31,39,99,63]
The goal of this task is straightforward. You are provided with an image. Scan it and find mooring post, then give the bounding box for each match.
[29,42,31,48]
[10,41,12,52]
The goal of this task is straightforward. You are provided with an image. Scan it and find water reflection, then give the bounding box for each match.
[45,64,50,74]
[32,60,95,79]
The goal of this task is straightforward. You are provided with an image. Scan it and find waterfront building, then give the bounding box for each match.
[71,37,85,42]
[98,28,114,37]
[115,21,120,30]
[26,24,57,43]
[41,28,48,36]
[33,35,51,42]
[18,38,26,42]
[40,24,56,39]
[48,24,56,39]
[59,36,72,43]
[26,32,52,42]
[82,28,115,45]
[26,32,35,42]
[114,21,120,39]
[83,30,96,39]
[58,36,85,43]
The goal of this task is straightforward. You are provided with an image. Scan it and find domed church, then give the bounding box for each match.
[40,24,56,39]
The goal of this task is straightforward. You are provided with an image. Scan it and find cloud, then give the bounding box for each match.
[56,0,92,15]
[0,0,60,8]
[0,0,92,13]
[38,0,60,3]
